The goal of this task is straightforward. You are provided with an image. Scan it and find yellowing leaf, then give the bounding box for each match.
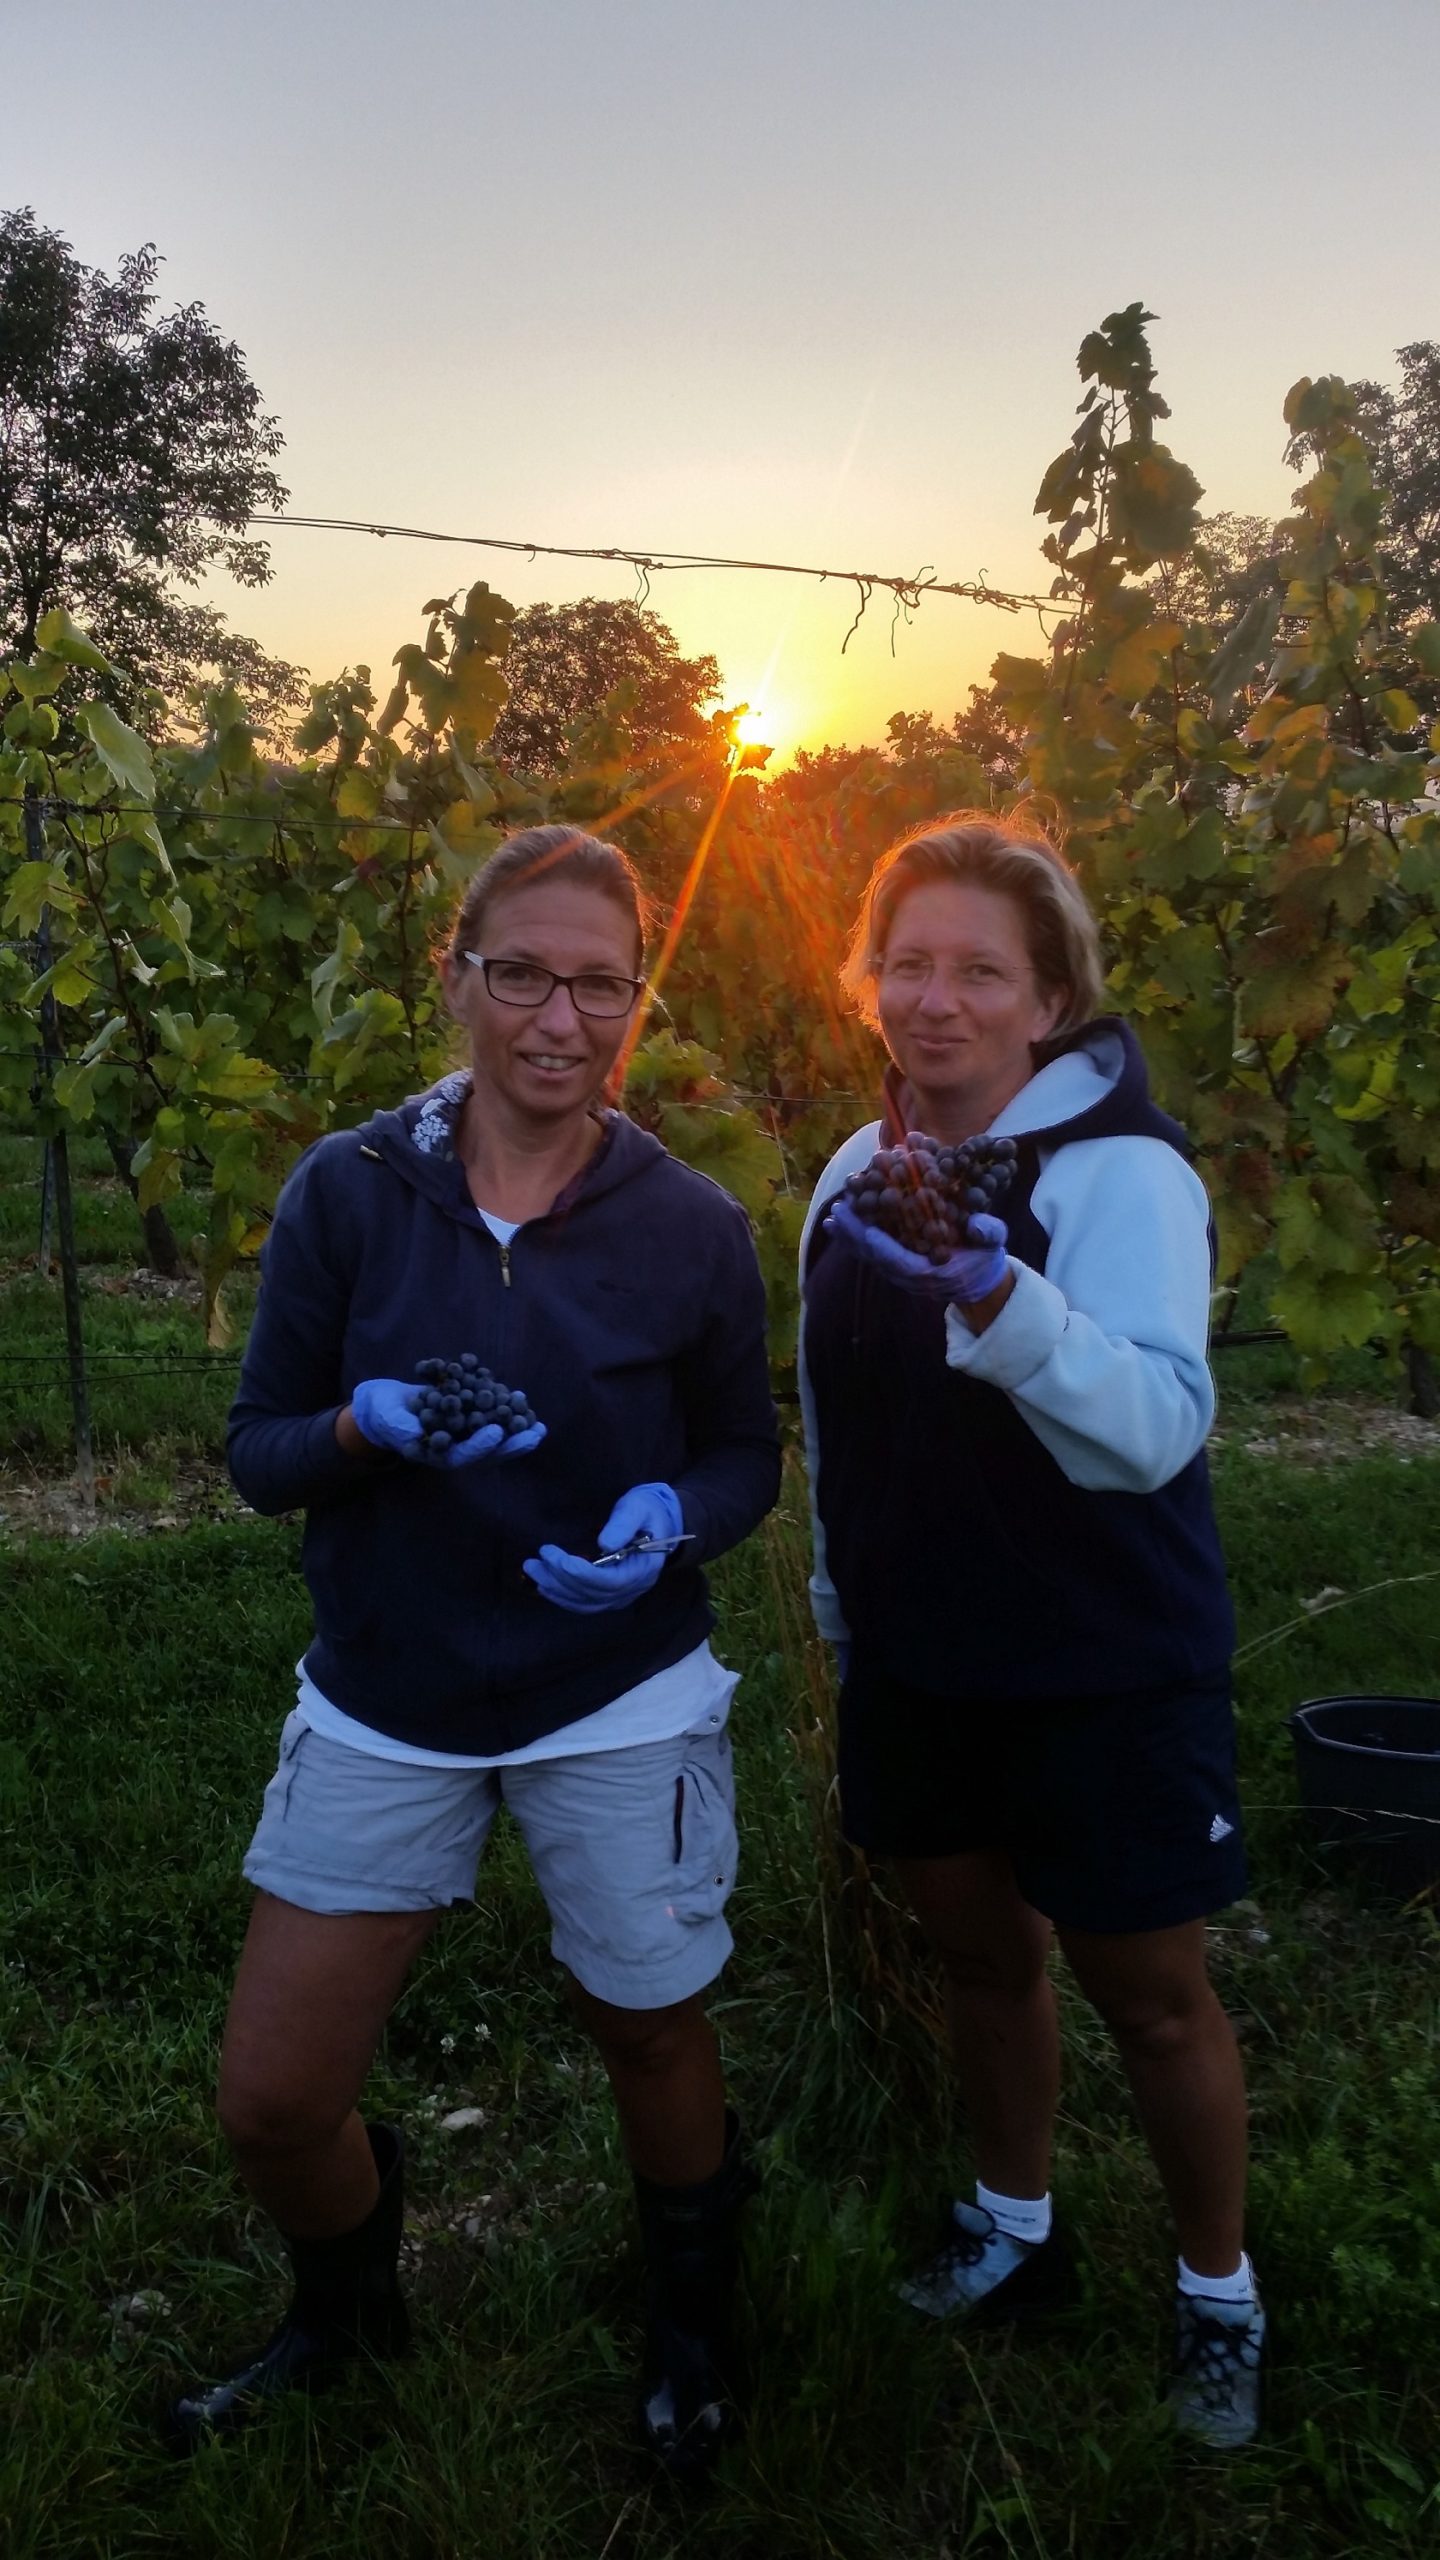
[426,806,501,886]
[1107,620,1185,700]
[1267,702,1329,751]
[196,1051,277,1101]
[1176,707,1215,758]
[335,766,383,819]
[1236,941,1347,1041]
[48,952,95,1007]
[1213,1193,1272,1284]
[450,651,508,743]
[990,652,1051,705]
[1332,1041,1399,1122]
[1244,695,1286,742]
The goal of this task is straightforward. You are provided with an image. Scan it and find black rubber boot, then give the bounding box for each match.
[632,2108,759,2481]
[169,2121,410,2452]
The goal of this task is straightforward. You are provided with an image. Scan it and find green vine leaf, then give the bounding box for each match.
[35,607,110,672]
[75,701,155,800]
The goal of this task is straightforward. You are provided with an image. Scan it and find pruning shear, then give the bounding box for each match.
[592,1532,697,1567]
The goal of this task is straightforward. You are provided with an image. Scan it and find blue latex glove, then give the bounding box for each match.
[823,1197,1010,1306]
[523,1482,685,1614]
[351,1378,546,1470]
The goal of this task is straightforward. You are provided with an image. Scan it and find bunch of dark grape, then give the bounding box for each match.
[411,1355,537,1456]
[840,1134,1020,1265]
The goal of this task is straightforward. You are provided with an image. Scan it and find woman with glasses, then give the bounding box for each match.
[798,814,1263,2449]
[174,826,780,2475]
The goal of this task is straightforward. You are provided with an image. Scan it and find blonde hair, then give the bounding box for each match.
[840,811,1105,1037]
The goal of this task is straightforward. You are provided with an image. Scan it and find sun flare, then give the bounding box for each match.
[733,701,775,750]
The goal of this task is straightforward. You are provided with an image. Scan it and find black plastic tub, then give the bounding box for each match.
[1289,1696,1440,1896]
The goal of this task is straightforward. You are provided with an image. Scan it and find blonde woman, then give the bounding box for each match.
[799,814,1263,2448]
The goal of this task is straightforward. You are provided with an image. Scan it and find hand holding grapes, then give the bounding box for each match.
[823,1133,1017,1305]
[352,1357,546,1469]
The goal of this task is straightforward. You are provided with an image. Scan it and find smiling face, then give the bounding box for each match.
[875,878,1067,1134]
[441,877,641,1133]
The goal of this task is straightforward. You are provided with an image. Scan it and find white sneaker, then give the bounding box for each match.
[1167,2285,1266,2448]
[899,2199,1074,2323]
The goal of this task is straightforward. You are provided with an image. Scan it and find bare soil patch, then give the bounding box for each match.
[0,1455,250,1543]
[1211,1394,1440,1467]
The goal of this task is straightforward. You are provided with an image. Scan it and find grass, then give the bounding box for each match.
[1,1133,1439,2557]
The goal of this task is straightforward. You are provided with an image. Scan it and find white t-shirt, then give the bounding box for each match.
[297,1640,736,1767]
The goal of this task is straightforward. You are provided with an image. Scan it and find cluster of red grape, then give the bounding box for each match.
[840,1134,1020,1265]
[411,1355,536,1456]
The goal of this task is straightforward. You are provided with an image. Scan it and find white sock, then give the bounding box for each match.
[976,2180,1052,2245]
[1177,2252,1256,2303]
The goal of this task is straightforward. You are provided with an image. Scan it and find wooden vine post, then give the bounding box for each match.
[25,790,94,1504]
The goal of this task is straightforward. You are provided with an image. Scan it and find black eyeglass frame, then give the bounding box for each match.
[462,950,647,1019]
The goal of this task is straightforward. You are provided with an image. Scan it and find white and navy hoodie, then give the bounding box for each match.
[799,1018,1235,1696]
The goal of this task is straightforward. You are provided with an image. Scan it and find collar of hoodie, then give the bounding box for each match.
[350,1073,667,1219]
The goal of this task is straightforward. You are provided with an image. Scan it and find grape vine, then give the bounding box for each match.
[4,309,1438,1395]
[992,307,1440,1376]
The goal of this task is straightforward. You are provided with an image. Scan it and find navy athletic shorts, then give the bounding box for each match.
[837,1654,1247,1935]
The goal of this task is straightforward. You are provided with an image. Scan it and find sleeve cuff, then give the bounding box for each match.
[672,1481,711,1563]
[944,1259,1068,1389]
[809,1575,851,1643]
[304,1405,388,1495]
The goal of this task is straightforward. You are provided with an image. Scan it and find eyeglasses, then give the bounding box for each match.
[463,952,645,1019]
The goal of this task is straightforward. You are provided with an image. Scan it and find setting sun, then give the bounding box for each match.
[733,701,775,750]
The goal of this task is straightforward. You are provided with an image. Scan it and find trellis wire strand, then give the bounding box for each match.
[246,511,1053,634]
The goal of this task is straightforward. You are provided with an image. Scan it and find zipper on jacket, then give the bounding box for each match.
[498,1241,512,1289]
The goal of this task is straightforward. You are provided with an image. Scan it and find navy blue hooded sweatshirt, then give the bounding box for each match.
[801,1019,1235,1698]
[228,1100,781,1755]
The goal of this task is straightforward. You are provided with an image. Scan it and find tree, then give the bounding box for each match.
[1158,510,1278,626]
[0,209,298,725]
[947,680,1027,788]
[1289,342,1440,629]
[0,586,795,1336]
[990,305,1440,1395]
[487,596,721,773]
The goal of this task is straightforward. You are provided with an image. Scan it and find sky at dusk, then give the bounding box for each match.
[7,0,1438,761]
